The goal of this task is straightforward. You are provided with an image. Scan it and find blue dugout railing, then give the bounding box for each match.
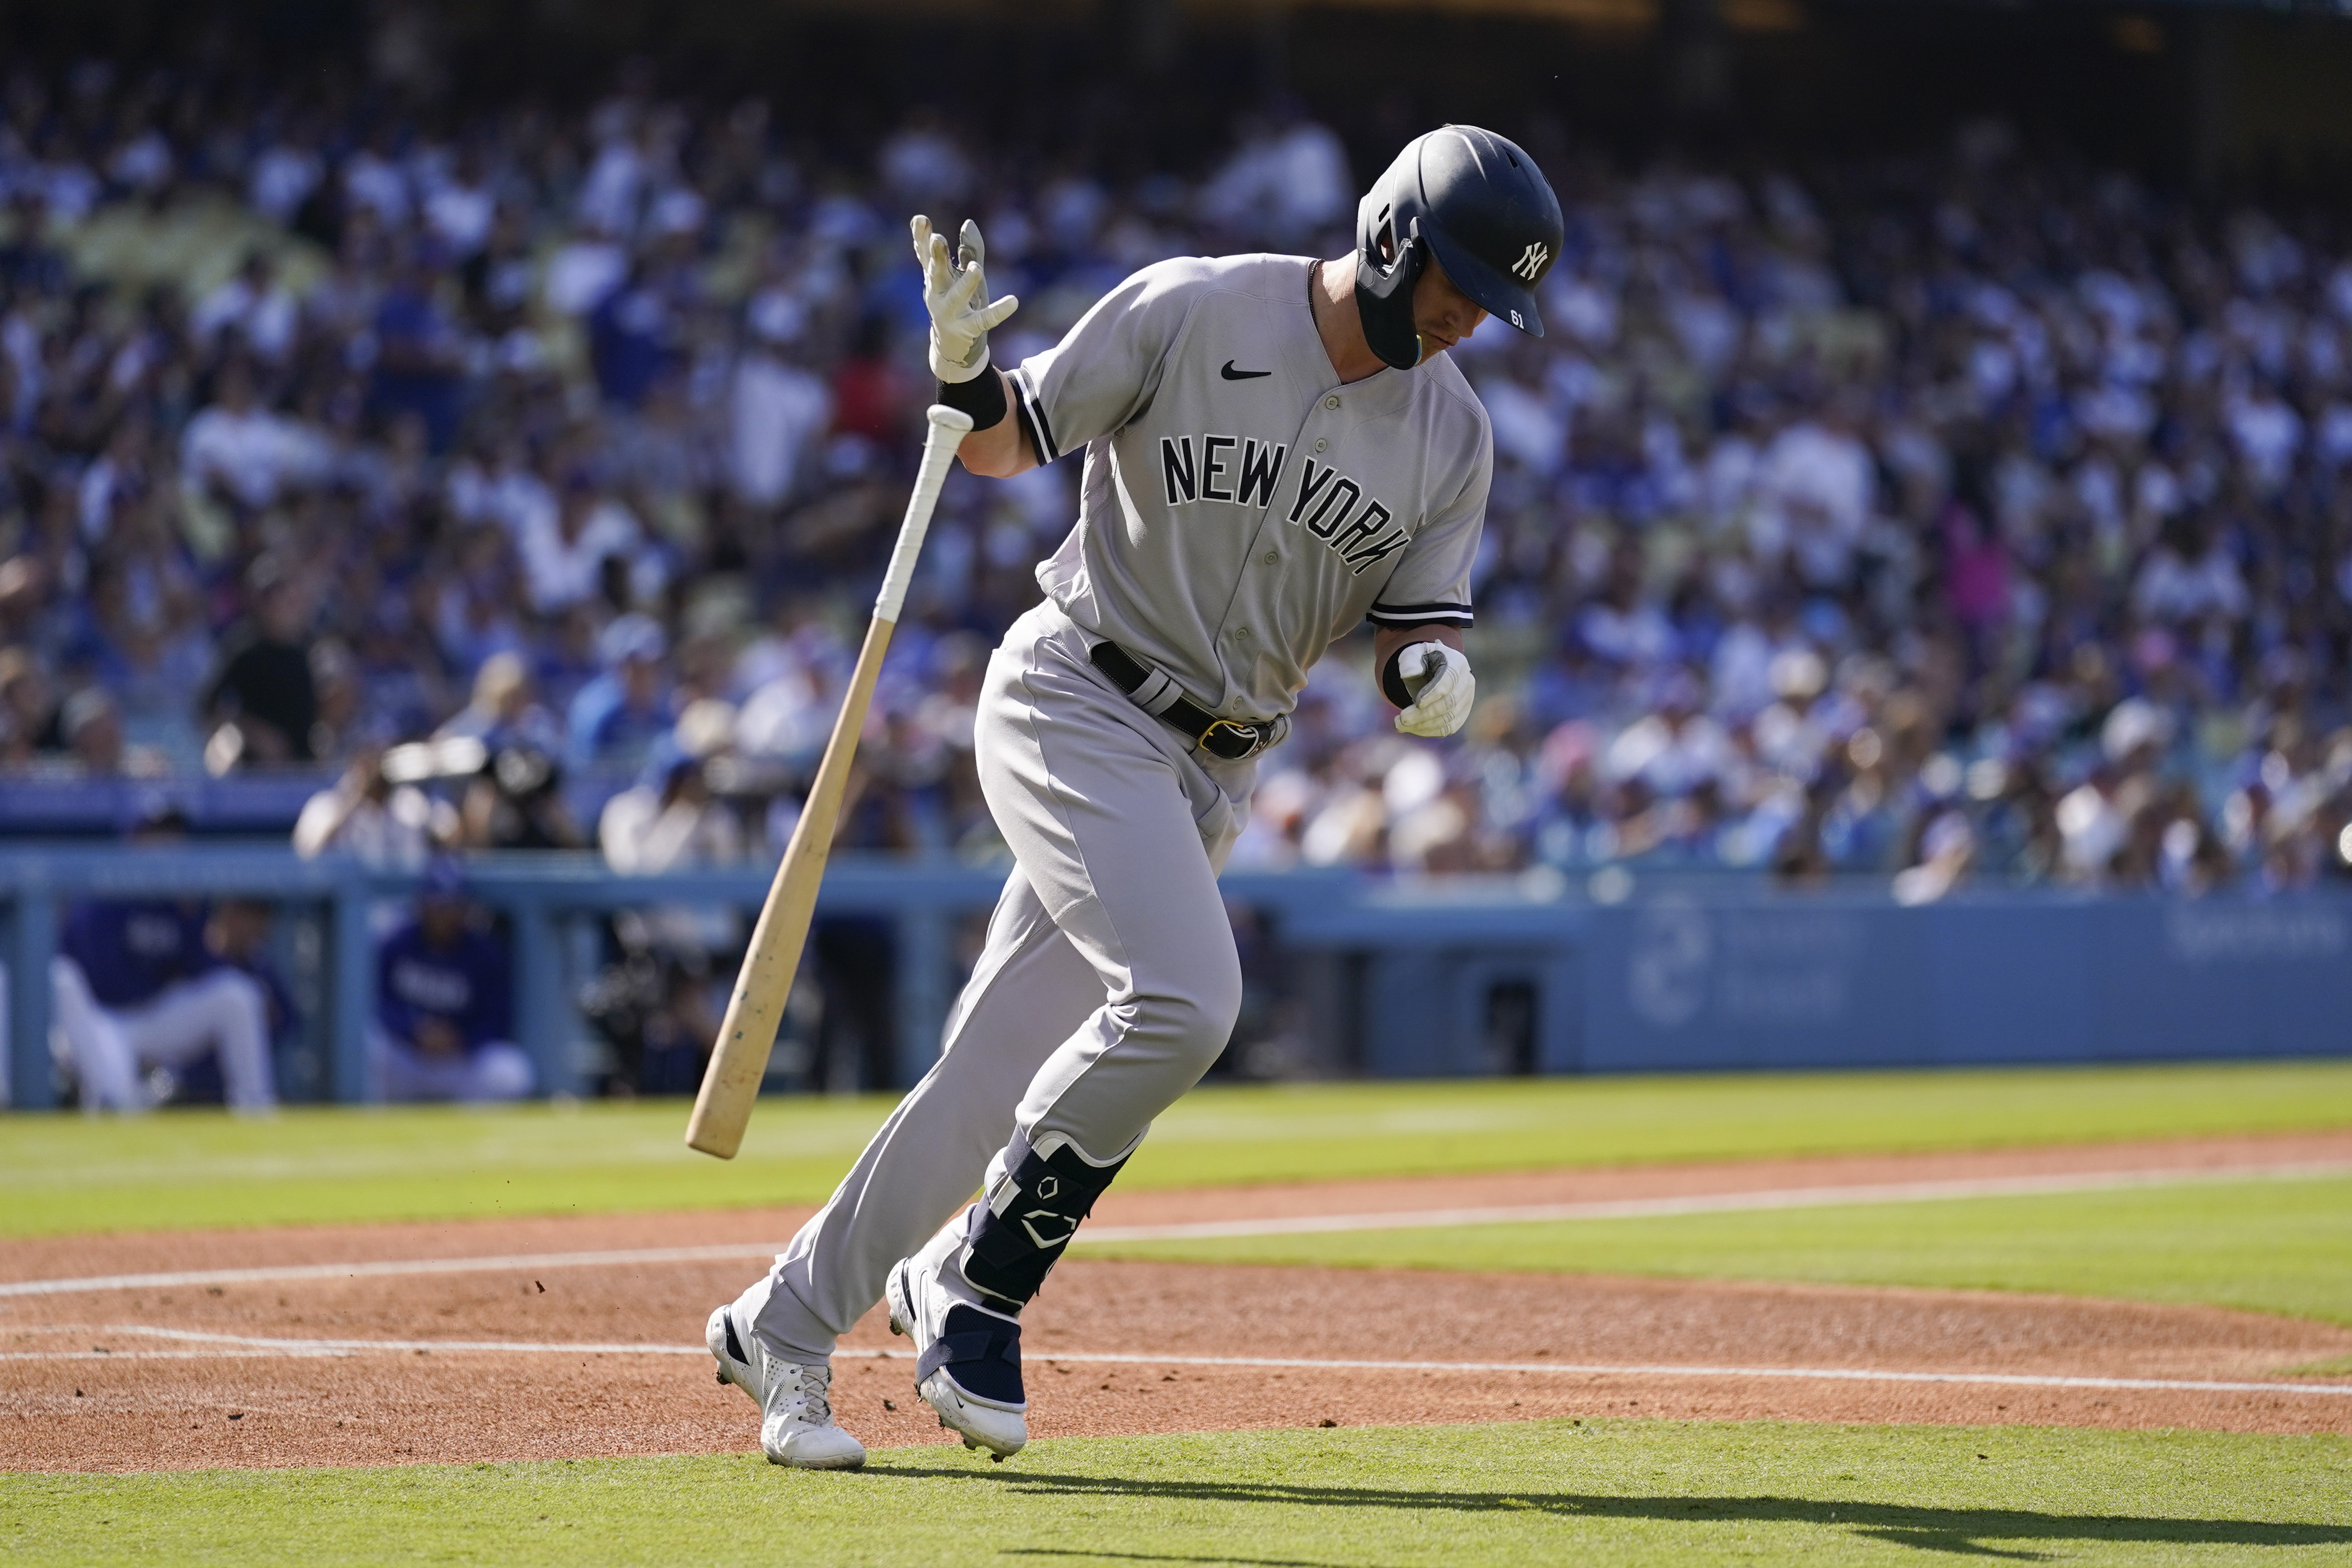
[5,848,2347,1110]
[0,848,1359,1109]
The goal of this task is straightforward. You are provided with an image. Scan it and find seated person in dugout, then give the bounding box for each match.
[371,861,533,1103]
[51,805,278,1112]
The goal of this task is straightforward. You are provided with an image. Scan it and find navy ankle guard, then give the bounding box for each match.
[961,1131,1128,1308]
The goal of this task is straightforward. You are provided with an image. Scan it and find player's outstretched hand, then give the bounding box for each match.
[1393,642,1475,738]
[913,215,1018,382]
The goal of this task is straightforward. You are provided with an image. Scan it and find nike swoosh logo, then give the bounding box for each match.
[1220,361,1272,381]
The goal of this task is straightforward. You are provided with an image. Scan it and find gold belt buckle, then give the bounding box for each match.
[1199,718,1261,756]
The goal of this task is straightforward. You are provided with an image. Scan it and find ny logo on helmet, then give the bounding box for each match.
[1510,242,1550,280]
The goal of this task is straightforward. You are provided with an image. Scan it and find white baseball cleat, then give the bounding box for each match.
[886,1223,1028,1460]
[706,1305,866,1470]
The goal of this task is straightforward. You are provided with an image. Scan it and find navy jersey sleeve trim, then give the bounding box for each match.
[1366,601,1474,627]
[1010,366,1058,465]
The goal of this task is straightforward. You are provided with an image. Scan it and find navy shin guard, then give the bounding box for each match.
[960,1131,1128,1309]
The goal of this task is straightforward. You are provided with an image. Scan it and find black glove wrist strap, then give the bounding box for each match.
[937,363,1008,430]
[1381,646,1414,708]
[1379,629,1455,708]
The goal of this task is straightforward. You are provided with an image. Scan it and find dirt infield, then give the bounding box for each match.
[6,1131,2350,1473]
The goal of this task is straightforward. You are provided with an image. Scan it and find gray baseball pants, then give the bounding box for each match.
[746,601,1254,1361]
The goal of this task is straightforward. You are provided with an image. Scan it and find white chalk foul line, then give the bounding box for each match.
[8,1326,2350,1400]
[0,1244,784,1301]
[6,1159,2347,1301]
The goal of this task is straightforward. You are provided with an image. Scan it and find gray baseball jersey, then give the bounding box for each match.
[735,251,1497,1387]
[1007,253,1492,721]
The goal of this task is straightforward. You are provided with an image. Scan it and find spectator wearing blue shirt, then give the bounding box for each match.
[370,862,532,1102]
[588,265,674,409]
[371,250,464,450]
[565,613,671,773]
[49,807,276,1111]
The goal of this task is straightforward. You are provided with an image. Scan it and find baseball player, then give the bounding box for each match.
[370,862,534,1103]
[708,126,1561,1468]
[51,811,278,1112]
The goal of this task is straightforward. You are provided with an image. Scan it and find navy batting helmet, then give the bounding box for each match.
[1355,125,1564,371]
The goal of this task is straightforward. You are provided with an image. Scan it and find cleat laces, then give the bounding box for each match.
[784,1365,833,1425]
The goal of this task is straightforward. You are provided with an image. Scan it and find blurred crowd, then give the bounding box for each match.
[1,55,2350,901]
[1245,121,2352,901]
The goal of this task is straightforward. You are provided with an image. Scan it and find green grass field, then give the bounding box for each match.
[12,1062,2352,1565]
[1089,1171,2352,1326]
[9,1422,2348,1567]
[10,1058,2352,1238]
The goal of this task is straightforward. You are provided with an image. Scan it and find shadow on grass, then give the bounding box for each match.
[881,1469,2352,1560]
[1003,1552,1391,1567]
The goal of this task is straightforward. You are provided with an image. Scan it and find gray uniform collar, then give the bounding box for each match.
[1289,257,1428,420]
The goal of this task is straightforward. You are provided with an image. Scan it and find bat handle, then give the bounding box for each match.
[875,404,975,625]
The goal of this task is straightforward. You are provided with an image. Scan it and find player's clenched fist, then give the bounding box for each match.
[1393,642,1475,737]
[912,215,1018,382]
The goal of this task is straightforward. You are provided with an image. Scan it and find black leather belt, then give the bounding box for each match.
[1088,641,1282,761]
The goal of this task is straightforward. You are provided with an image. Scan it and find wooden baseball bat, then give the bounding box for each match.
[686,403,975,1158]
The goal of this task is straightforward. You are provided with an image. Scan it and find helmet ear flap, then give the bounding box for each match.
[1353,214,1428,371]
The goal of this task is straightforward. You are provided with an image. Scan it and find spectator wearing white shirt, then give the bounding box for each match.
[601,757,744,880]
[1480,360,1568,480]
[730,290,832,507]
[341,128,412,228]
[1710,601,1807,721]
[1699,419,1764,537]
[1577,546,1679,673]
[1752,405,1874,586]
[1604,672,1732,800]
[423,146,497,259]
[2131,517,2249,625]
[191,252,300,363]
[180,360,330,512]
[734,618,839,765]
[1753,649,1836,782]
[879,110,974,209]
[106,112,174,196]
[449,437,556,539]
[247,136,323,226]
[576,123,650,238]
[2224,380,2303,494]
[599,701,747,953]
[294,746,438,870]
[1893,809,1977,905]
[517,472,642,614]
[1197,104,1351,247]
[543,220,630,317]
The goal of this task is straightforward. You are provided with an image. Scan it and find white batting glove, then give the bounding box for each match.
[1394,642,1475,738]
[912,215,1018,383]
